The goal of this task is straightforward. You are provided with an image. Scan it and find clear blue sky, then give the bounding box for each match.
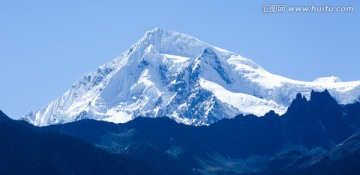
[1,0,359,118]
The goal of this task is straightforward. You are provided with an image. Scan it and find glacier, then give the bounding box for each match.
[21,28,360,126]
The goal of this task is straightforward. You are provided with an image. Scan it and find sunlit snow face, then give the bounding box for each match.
[22,28,360,126]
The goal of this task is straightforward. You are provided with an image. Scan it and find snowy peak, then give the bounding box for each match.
[21,28,360,126]
[195,48,233,84]
[313,76,342,83]
[201,48,217,58]
[138,28,208,58]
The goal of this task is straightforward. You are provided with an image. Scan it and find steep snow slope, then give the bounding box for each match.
[21,28,360,126]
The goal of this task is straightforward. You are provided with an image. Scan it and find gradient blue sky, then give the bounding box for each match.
[1,0,359,118]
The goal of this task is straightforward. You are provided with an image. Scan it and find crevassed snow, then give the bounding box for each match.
[199,78,287,116]
[21,28,360,126]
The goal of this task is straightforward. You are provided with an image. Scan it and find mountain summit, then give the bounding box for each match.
[22,28,360,126]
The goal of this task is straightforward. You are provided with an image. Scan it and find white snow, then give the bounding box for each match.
[161,53,190,63]
[313,76,342,83]
[199,78,287,116]
[103,110,133,123]
[21,28,360,126]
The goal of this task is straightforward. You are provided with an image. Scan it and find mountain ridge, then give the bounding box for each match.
[22,28,360,126]
[42,90,360,174]
[0,110,158,175]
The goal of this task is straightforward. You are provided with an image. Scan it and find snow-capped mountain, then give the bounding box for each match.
[22,28,360,126]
